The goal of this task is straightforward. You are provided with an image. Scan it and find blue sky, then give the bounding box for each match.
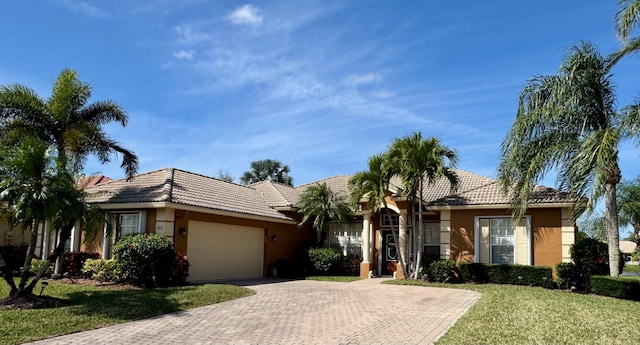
[1,1,639,190]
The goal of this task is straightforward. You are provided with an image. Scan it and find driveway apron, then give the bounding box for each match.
[27,278,480,345]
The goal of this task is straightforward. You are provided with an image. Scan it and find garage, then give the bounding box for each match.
[187,220,265,281]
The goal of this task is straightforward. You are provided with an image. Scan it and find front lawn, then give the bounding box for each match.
[0,280,254,345]
[386,280,640,345]
[623,264,639,273]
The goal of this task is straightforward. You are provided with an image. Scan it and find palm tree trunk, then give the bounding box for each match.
[386,208,408,279]
[415,181,424,279]
[17,221,39,295]
[604,182,620,277]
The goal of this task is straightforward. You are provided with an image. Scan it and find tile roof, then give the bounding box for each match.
[249,180,301,208]
[295,169,574,207]
[85,168,292,221]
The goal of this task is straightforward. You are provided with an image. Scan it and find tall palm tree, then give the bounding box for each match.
[618,177,640,248]
[388,133,459,278]
[611,0,640,66]
[240,159,293,186]
[298,183,353,247]
[0,69,138,295]
[498,42,640,277]
[0,68,138,179]
[349,154,409,278]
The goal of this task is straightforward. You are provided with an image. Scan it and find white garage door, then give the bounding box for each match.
[187,220,264,281]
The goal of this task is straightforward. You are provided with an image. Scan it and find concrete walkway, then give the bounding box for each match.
[28,278,481,345]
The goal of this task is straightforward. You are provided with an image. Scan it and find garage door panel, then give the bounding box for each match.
[187,221,264,281]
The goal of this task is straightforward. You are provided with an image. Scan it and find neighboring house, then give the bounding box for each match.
[620,240,638,262]
[25,167,575,281]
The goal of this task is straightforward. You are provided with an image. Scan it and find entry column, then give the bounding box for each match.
[360,210,373,278]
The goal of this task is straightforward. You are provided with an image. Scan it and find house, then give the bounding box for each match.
[620,240,638,262]
[10,167,575,281]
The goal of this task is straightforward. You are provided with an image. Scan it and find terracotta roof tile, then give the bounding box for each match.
[85,168,292,221]
[250,181,300,208]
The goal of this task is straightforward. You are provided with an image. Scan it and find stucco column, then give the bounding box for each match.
[156,207,176,243]
[398,209,408,278]
[42,220,51,260]
[440,210,451,260]
[360,210,373,278]
[561,208,575,263]
[70,222,81,252]
[102,215,111,259]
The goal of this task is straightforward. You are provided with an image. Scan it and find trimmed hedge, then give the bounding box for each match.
[308,247,343,274]
[589,276,640,301]
[427,259,460,283]
[459,262,554,288]
[82,259,119,282]
[556,262,583,290]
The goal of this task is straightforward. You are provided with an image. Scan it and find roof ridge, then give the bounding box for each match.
[295,174,353,189]
[161,168,174,202]
[171,168,249,187]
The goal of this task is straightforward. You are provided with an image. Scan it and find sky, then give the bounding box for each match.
[1,1,639,191]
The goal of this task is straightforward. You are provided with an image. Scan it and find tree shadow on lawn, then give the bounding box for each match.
[64,286,198,321]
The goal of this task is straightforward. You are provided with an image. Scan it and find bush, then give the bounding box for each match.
[63,251,100,277]
[459,263,554,288]
[589,276,640,301]
[570,237,609,277]
[113,233,178,287]
[29,259,53,277]
[82,259,119,282]
[308,247,343,274]
[340,253,362,276]
[427,259,459,283]
[171,253,190,285]
[556,262,582,290]
[0,245,28,274]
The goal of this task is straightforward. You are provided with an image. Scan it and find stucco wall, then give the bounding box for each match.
[449,208,564,268]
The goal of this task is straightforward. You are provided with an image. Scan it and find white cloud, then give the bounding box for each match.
[175,24,211,45]
[55,0,105,17]
[345,72,383,86]
[173,50,195,60]
[226,5,263,26]
[370,90,394,99]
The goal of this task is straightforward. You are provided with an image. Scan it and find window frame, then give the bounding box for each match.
[112,211,147,239]
[474,215,531,265]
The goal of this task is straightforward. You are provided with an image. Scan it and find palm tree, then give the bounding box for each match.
[297,183,353,247]
[349,154,409,279]
[498,42,640,277]
[0,68,138,179]
[0,69,138,295]
[611,1,640,66]
[240,159,293,186]
[388,133,459,278]
[618,177,640,248]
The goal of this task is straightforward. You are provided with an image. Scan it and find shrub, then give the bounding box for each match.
[459,263,554,288]
[427,259,459,283]
[0,245,28,274]
[82,259,119,282]
[570,237,609,277]
[589,276,640,301]
[171,253,190,285]
[308,247,343,274]
[29,259,53,277]
[556,262,582,290]
[63,251,100,276]
[113,233,177,287]
[340,253,362,276]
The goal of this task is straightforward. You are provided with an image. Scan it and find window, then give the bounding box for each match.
[423,222,440,260]
[114,212,146,237]
[490,218,514,264]
[475,216,531,265]
[329,223,362,256]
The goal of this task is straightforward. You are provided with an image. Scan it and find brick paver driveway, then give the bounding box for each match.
[28,278,480,345]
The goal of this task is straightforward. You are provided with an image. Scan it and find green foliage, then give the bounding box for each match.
[113,233,181,287]
[307,247,343,274]
[589,276,640,301]
[426,259,459,283]
[297,182,353,245]
[570,237,610,277]
[556,262,581,290]
[63,251,100,276]
[240,159,293,186]
[172,253,191,285]
[82,259,119,282]
[340,253,362,276]
[459,262,554,288]
[0,245,28,274]
[29,259,52,277]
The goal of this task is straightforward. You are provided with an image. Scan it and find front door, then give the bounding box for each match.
[382,232,397,275]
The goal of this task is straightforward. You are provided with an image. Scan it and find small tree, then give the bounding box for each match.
[298,183,353,246]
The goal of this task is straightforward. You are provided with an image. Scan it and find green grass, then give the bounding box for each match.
[386,280,640,345]
[0,280,254,345]
[623,264,639,273]
[304,275,362,282]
